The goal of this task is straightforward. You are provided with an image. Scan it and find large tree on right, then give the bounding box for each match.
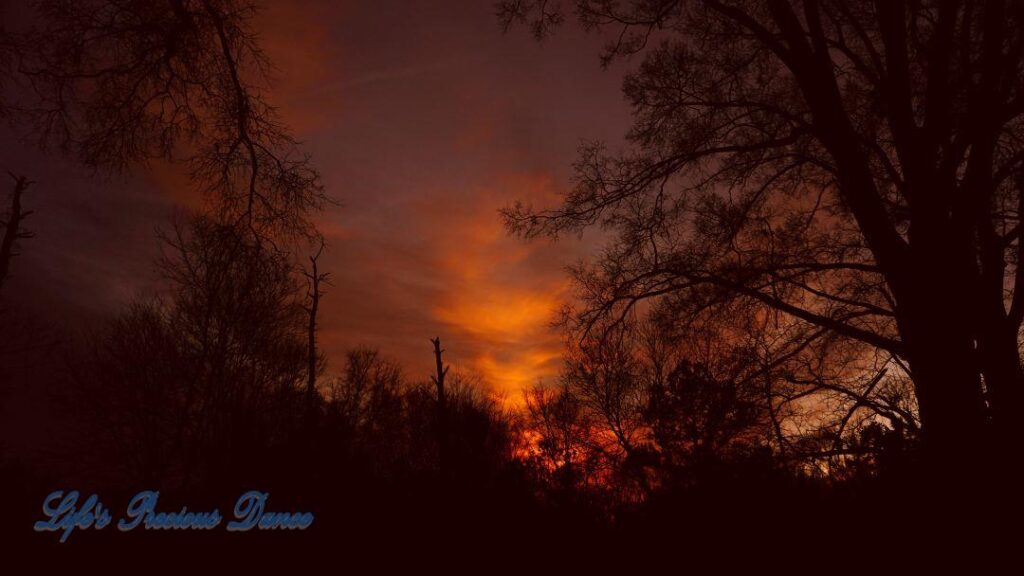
[501,0,1024,461]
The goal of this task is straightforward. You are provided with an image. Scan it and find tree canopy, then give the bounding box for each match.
[502,0,1024,459]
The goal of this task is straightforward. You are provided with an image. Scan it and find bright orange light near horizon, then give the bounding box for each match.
[434,284,567,398]
[425,175,572,398]
[474,349,564,397]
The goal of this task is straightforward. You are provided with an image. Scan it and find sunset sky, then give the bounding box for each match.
[1,0,633,397]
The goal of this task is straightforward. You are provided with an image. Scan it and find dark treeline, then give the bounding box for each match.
[0,212,1006,563]
[2,0,1023,567]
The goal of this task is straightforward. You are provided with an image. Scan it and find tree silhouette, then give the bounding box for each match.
[431,336,450,475]
[501,0,1024,461]
[303,237,329,412]
[523,385,602,497]
[648,359,768,466]
[71,215,309,490]
[0,174,33,294]
[6,0,326,240]
[327,348,404,435]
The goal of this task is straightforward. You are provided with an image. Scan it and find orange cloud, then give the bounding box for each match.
[231,2,629,399]
[424,173,574,397]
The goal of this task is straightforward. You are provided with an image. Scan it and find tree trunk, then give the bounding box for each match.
[897,230,989,465]
[306,276,319,404]
[1,175,32,292]
[977,316,1024,442]
[902,312,987,457]
[431,337,449,476]
[303,240,327,414]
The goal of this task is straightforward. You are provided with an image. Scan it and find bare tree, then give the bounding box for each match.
[156,214,307,486]
[71,214,308,489]
[523,385,602,494]
[431,336,450,474]
[561,323,652,493]
[501,0,1024,459]
[0,173,33,294]
[431,337,450,411]
[10,0,326,240]
[303,237,329,409]
[328,348,404,431]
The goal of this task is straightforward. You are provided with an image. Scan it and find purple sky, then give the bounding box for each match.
[1,0,634,397]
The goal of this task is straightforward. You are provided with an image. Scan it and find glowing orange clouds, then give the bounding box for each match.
[426,173,574,397]
[234,0,630,400]
[435,284,569,394]
[3,0,634,404]
[436,291,559,338]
